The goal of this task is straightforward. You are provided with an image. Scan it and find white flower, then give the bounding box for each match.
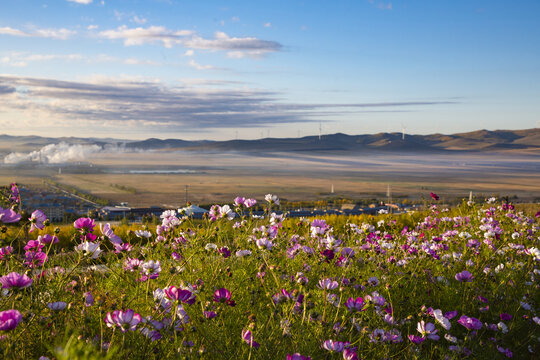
[265,194,280,205]
[75,241,102,259]
[495,264,505,273]
[236,250,252,257]
[377,220,385,227]
[135,230,152,238]
[47,301,67,311]
[142,260,161,275]
[205,243,218,251]
[520,301,531,311]
[497,322,508,333]
[378,209,388,214]
[433,309,451,330]
[444,334,458,343]
[487,197,496,204]
[219,205,235,220]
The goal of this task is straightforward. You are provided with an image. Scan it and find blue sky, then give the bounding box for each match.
[0,0,539,140]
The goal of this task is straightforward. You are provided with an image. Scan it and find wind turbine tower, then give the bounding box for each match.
[319,122,322,140]
[401,124,406,141]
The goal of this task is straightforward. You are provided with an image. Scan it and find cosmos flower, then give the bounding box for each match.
[345,297,365,312]
[430,192,440,201]
[0,309,22,331]
[213,288,235,306]
[241,329,260,348]
[455,270,474,282]
[265,194,280,205]
[100,223,122,245]
[417,320,440,340]
[38,234,59,245]
[0,246,14,261]
[0,207,21,223]
[75,241,102,259]
[73,217,95,233]
[0,272,33,289]
[287,354,311,360]
[322,339,345,352]
[318,278,339,290]
[164,286,196,305]
[29,210,47,233]
[105,309,142,332]
[458,315,483,330]
[47,301,67,311]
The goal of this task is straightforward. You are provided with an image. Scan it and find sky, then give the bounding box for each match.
[0,0,539,140]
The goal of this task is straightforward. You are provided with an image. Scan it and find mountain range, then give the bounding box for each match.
[1,128,539,154]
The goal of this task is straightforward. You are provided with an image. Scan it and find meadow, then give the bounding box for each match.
[0,183,539,359]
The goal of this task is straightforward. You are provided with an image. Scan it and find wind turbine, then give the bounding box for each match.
[319,122,322,140]
[401,124,406,141]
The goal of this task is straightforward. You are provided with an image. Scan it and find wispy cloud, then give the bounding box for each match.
[98,25,194,48]
[67,0,93,4]
[98,26,282,58]
[187,59,214,70]
[0,26,75,40]
[0,52,161,66]
[0,75,458,132]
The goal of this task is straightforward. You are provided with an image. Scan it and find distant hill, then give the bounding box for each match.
[1,128,538,153]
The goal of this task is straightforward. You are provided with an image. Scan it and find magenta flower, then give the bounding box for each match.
[0,207,21,223]
[241,328,260,348]
[458,315,483,330]
[164,286,196,305]
[29,210,47,233]
[218,246,231,258]
[455,270,474,282]
[0,246,14,261]
[343,348,359,360]
[322,339,345,352]
[24,250,47,268]
[213,288,235,306]
[24,240,44,252]
[444,310,458,319]
[0,272,33,289]
[287,353,311,360]
[10,183,20,203]
[105,309,142,332]
[38,234,59,245]
[0,309,22,331]
[234,196,245,207]
[430,192,440,201]
[345,297,365,312]
[74,217,95,232]
[500,313,512,321]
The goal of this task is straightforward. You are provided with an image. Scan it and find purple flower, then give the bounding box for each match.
[322,339,345,352]
[345,297,365,312]
[24,240,44,252]
[0,207,21,223]
[241,329,260,348]
[105,309,142,332]
[218,246,231,258]
[0,309,22,331]
[287,353,311,360]
[74,217,95,232]
[500,313,512,321]
[100,223,122,245]
[29,210,47,233]
[318,278,339,290]
[38,234,59,245]
[85,291,94,307]
[47,301,67,311]
[458,315,483,330]
[204,311,217,319]
[164,286,196,305]
[408,335,425,344]
[444,310,458,319]
[213,288,235,306]
[0,272,33,289]
[417,320,439,340]
[343,348,358,360]
[234,196,245,207]
[455,270,474,282]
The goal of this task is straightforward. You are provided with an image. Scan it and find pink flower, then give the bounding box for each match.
[105,309,142,332]
[0,309,22,331]
[0,272,33,289]
[234,196,245,207]
[345,297,365,312]
[29,210,47,232]
[74,217,95,232]
[164,286,196,305]
[244,198,257,208]
[38,234,59,245]
[0,207,21,223]
[24,240,44,252]
[24,251,47,268]
[430,192,440,201]
[241,328,260,348]
[0,246,13,261]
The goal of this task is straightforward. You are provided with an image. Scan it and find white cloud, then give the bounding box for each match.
[88,24,99,30]
[98,25,194,48]
[67,0,93,4]
[183,31,281,58]
[187,59,214,70]
[131,15,147,25]
[184,49,195,56]
[264,22,271,28]
[231,16,240,22]
[0,26,75,40]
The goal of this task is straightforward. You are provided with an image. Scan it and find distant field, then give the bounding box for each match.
[1,149,538,207]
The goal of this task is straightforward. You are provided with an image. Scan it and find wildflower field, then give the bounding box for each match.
[0,184,539,359]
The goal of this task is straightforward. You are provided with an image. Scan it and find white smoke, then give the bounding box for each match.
[4,142,102,164]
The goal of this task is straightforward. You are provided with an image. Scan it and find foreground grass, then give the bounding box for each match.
[0,190,539,359]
